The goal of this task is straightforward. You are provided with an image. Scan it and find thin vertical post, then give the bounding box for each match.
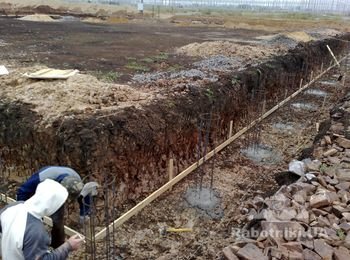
[85,218,93,256]
[228,120,233,139]
[168,158,174,190]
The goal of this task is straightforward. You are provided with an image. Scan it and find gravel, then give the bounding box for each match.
[262,34,298,49]
[193,55,243,71]
[132,68,218,84]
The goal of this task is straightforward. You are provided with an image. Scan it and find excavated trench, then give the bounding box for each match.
[0,35,349,209]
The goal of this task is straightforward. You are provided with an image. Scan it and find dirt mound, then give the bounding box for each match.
[0,66,152,125]
[257,31,314,48]
[285,31,315,42]
[193,55,243,71]
[176,41,275,62]
[18,14,55,22]
[307,28,342,39]
[132,56,243,85]
[0,0,137,17]
[264,34,299,48]
[82,17,105,24]
[256,31,315,49]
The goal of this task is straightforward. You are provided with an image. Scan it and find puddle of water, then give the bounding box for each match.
[184,187,223,219]
[241,144,282,164]
[291,102,317,111]
[319,80,338,86]
[59,16,80,22]
[332,74,342,79]
[304,89,328,97]
[272,122,295,131]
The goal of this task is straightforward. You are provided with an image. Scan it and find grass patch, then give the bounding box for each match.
[141,57,154,63]
[168,64,184,72]
[152,52,169,61]
[201,9,212,15]
[337,229,346,240]
[125,61,150,72]
[95,71,122,83]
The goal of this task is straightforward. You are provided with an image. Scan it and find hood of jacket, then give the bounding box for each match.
[0,179,68,260]
[24,178,68,219]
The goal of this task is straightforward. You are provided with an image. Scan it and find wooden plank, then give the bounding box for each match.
[228,120,233,138]
[0,193,83,237]
[327,45,340,67]
[168,158,174,190]
[299,78,303,89]
[94,54,349,240]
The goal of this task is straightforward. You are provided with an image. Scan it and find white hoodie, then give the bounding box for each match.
[0,179,68,260]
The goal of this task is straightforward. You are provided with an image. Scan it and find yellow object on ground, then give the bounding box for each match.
[166,227,193,232]
[24,69,79,79]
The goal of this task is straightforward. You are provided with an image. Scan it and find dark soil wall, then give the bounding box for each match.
[1,35,349,206]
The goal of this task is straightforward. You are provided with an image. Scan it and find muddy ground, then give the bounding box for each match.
[0,17,269,82]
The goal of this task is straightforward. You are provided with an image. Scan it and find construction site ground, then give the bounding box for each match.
[101,68,348,260]
[1,2,350,259]
[0,17,288,83]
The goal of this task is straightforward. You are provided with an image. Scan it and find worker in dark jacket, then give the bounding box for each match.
[0,179,84,259]
[16,166,98,248]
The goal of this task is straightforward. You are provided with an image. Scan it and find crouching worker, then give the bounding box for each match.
[16,166,98,248]
[0,179,84,259]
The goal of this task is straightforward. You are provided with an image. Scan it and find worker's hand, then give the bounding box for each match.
[80,182,99,197]
[67,234,84,251]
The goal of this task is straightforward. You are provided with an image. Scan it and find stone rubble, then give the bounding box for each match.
[222,93,350,259]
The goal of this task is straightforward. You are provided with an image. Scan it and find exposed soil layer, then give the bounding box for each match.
[1,32,349,211]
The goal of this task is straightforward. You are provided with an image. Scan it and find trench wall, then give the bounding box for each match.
[0,35,349,206]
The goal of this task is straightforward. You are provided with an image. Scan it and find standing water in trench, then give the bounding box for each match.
[184,187,223,219]
[241,144,283,164]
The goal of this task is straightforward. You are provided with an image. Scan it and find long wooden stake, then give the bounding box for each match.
[168,158,174,190]
[228,120,233,138]
[85,217,93,253]
[327,45,340,67]
[0,193,83,237]
[94,55,349,241]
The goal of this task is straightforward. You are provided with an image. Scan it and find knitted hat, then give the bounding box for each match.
[60,176,84,196]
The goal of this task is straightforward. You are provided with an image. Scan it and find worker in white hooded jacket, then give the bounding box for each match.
[0,179,84,259]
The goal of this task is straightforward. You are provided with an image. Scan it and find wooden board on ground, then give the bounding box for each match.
[24,68,79,79]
